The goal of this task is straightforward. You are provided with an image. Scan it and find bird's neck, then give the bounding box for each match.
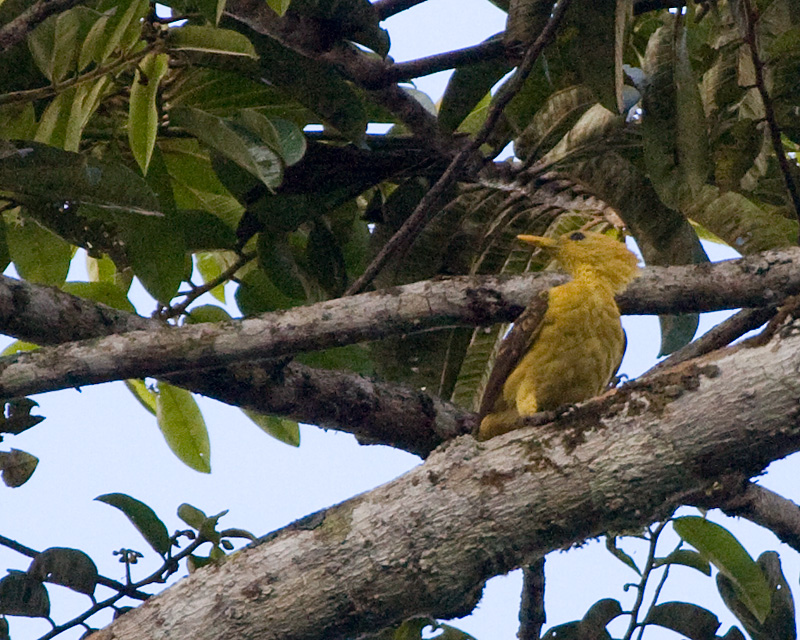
[570,264,636,294]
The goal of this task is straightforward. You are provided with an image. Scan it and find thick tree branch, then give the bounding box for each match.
[3,248,800,401]
[90,318,800,640]
[0,275,473,457]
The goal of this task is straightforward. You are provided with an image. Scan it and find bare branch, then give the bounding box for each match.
[4,248,800,401]
[89,323,800,640]
[373,0,429,21]
[518,559,546,640]
[346,0,573,295]
[385,37,505,84]
[645,306,777,375]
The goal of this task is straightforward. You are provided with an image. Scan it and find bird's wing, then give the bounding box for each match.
[478,291,550,420]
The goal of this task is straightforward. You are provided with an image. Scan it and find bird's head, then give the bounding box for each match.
[517,230,640,292]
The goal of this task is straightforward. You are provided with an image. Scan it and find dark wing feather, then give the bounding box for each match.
[478,292,549,419]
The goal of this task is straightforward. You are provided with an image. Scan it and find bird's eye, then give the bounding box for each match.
[569,231,585,241]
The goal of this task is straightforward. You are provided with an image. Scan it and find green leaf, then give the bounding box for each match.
[717,551,797,640]
[234,264,296,314]
[0,572,50,617]
[306,220,347,296]
[243,26,368,139]
[0,341,39,356]
[640,15,710,208]
[438,34,511,133]
[0,141,162,215]
[257,231,307,299]
[95,492,171,555]
[644,601,720,639]
[171,106,284,190]
[174,209,237,251]
[6,214,72,286]
[95,0,148,64]
[185,304,232,323]
[515,85,597,162]
[156,382,211,473]
[129,53,169,174]
[28,548,98,596]
[195,251,228,302]
[266,0,291,16]
[654,549,712,575]
[0,449,39,487]
[673,516,771,623]
[0,103,36,139]
[166,26,257,58]
[27,9,80,82]
[242,410,300,447]
[605,536,641,575]
[61,281,135,312]
[124,379,157,416]
[177,503,207,529]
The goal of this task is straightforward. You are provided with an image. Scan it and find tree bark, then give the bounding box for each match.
[2,247,800,401]
[90,315,800,640]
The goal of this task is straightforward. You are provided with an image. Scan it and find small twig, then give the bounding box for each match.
[346,0,573,296]
[623,521,669,640]
[0,44,159,106]
[740,0,800,242]
[518,558,546,640]
[634,542,677,640]
[0,0,81,52]
[37,534,208,640]
[645,306,776,374]
[372,0,429,21]
[385,37,505,84]
[159,251,254,320]
[0,534,150,600]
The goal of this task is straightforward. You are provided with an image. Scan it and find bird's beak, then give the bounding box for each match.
[517,235,558,251]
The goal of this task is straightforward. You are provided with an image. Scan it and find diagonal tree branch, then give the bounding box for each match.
[89,319,800,640]
[3,248,800,401]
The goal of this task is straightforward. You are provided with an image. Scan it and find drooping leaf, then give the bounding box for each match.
[185,304,232,324]
[0,449,39,487]
[165,25,257,58]
[6,213,72,286]
[439,33,511,133]
[95,493,171,556]
[242,410,300,447]
[717,551,797,640]
[128,53,169,174]
[644,601,721,640]
[0,141,163,216]
[605,536,641,575]
[61,281,135,312]
[124,379,157,416]
[673,516,771,624]
[170,106,284,190]
[654,549,712,575]
[155,382,211,473]
[0,572,50,617]
[640,14,710,208]
[28,548,98,596]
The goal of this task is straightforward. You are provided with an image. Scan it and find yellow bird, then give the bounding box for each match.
[477,230,640,440]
